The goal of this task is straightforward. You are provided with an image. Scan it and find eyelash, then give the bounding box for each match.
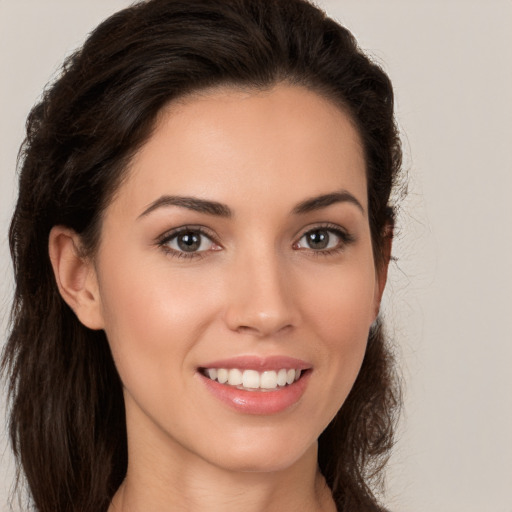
[156,223,355,260]
[294,223,356,258]
[157,225,219,260]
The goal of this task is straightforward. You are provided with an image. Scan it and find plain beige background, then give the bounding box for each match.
[1,1,511,511]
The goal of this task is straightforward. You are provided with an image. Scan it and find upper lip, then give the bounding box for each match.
[198,355,312,371]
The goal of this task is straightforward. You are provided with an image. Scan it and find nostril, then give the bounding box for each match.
[223,286,297,336]
[235,323,293,337]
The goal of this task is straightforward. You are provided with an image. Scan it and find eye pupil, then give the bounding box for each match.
[307,230,329,249]
[177,232,201,252]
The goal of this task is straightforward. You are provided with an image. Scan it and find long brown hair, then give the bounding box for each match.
[2,1,402,511]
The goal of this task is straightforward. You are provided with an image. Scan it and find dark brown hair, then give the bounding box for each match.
[2,1,402,511]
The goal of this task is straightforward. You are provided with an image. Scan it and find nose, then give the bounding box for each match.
[223,249,298,338]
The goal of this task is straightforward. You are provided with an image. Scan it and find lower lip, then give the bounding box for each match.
[199,371,310,415]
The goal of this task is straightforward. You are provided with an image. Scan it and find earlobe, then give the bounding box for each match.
[48,226,104,330]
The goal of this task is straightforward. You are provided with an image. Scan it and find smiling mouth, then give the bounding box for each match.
[199,367,305,391]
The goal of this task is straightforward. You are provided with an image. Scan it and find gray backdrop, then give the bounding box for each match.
[1,1,511,511]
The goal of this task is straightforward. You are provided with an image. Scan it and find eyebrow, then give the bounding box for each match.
[138,195,232,219]
[292,190,365,215]
[138,189,365,220]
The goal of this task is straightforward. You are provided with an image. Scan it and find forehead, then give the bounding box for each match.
[114,84,367,218]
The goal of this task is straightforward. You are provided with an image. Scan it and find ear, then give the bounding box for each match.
[48,226,104,330]
[372,223,393,321]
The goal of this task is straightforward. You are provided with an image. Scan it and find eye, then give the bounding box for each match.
[158,227,220,257]
[293,225,354,253]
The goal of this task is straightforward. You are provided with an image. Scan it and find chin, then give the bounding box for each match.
[200,429,318,474]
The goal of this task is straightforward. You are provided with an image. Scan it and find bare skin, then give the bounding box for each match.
[50,84,387,512]
[109,443,336,512]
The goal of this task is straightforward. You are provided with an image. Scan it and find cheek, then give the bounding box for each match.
[301,257,377,340]
[96,261,225,440]
[298,259,376,414]
[96,256,220,384]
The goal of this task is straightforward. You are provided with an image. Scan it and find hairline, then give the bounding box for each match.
[89,79,368,253]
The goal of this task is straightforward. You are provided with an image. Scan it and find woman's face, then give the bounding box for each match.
[90,84,385,473]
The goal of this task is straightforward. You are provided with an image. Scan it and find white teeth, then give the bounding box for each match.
[228,368,243,386]
[203,367,304,390]
[242,369,260,389]
[217,368,228,384]
[260,370,277,389]
[276,368,287,386]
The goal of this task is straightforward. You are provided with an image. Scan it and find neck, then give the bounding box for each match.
[108,436,335,512]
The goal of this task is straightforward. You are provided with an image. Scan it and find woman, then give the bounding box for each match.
[2,0,402,511]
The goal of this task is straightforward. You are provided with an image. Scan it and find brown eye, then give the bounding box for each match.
[176,232,202,252]
[297,229,339,251]
[303,229,330,250]
[293,226,354,254]
[162,229,217,254]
